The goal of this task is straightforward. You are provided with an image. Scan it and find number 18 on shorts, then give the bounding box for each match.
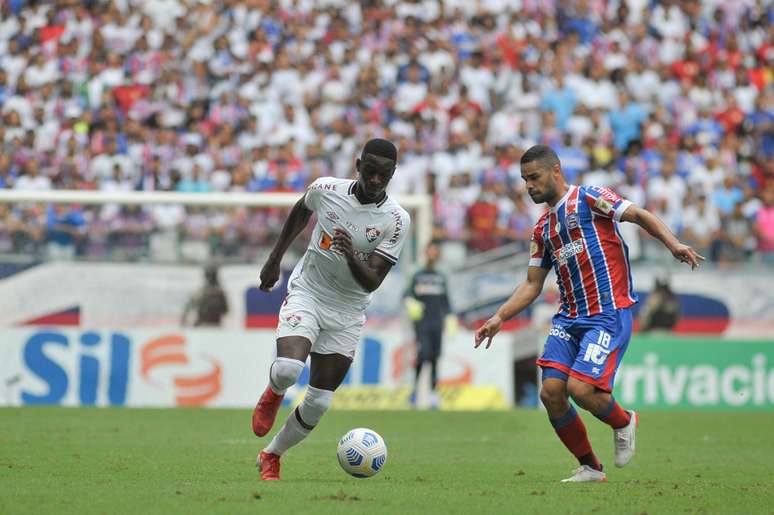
[537,307,633,393]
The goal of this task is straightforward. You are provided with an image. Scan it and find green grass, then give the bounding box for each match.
[1,408,773,515]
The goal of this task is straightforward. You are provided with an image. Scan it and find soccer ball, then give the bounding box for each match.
[336,428,388,478]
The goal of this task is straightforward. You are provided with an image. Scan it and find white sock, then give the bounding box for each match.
[268,357,305,395]
[265,409,309,456]
[265,386,333,456]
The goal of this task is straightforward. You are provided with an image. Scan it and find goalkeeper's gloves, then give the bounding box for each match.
[444,314,458,338]
[404,297,425,321]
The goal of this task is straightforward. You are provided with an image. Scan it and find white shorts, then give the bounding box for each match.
[276,288,366,360]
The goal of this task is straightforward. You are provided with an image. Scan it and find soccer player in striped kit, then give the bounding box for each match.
[475,145,703,483]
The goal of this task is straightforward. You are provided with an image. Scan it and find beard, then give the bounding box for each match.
[529,187,554,204]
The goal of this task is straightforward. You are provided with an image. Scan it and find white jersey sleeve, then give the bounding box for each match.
[373,207,411,265]
[303,177,337,212]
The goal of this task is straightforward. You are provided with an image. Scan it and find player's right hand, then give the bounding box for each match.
[259,259,281,292]
[474,315,503,349]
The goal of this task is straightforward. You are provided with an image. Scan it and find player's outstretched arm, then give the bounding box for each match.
[259,196,313,291]
[331,228,392,293]
[474,266,550,349]
[620,205,705,269]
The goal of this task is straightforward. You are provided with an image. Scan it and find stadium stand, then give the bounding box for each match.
[0,0,772,264]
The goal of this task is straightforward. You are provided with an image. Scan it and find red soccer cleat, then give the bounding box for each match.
[252,386,284,437]
[258,451,281,481]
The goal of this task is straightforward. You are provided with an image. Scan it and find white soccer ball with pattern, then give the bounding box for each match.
[336,428,388,478]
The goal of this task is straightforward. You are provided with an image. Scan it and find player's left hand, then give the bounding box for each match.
[331,228,354,257]
[671,243,705,270]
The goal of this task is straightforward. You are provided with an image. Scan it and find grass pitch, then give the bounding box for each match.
[1,407,772,515]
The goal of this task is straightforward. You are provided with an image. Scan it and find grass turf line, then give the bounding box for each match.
[1,407,772,515]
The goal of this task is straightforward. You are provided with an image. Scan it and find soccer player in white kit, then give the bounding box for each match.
[252,139,411,480]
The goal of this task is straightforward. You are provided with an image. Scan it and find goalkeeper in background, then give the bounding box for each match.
[404,242,455,408]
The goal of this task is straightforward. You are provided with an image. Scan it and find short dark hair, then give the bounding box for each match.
[520,144,560,169]
[361,138,397,162]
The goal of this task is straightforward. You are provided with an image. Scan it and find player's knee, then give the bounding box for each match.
[297,386,333,428]
[539,385,565,410]
[567,380,595,406]
[270,357,305,391]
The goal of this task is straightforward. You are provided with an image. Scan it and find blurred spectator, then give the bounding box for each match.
[639,278,681,332]
[720,202,755,263]
[0,0,769,266]
[755,186,774,264]
[553,133,588,185]
[107,204,152,261]
[45,203,85,260]
[540,73,576,132]
[8,204,45,255]
[13,158,51,191]
[647,158,686,233]
[682,193,721,261]
[466,183,499,253]
[175,164,213,193]
[712,175,744,217]
[181,264,229,327]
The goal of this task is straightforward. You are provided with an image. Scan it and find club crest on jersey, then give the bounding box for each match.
[566,213,579,230]
[530,240,538,256]
[365,225,381,243]
[285,314,302,328]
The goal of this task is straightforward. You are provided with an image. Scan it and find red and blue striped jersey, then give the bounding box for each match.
[529,185,638,318]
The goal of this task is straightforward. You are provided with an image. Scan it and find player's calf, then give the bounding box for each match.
[264,386,334,456]
[574,389,636,468]
[592,397,632,430]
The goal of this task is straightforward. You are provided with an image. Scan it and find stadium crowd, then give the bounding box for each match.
[0,0,773,264]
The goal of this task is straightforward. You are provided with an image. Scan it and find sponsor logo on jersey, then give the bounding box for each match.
[530,240,538,256]
[386,209,403,246]
[325,211,339,222]
[311,182,336,191]
[566,213,579,230]
[365,225,380,243]
[415,279,446,296]
[345,221,359,232]
[553,239,585,264]
[594,187,620,203]
[319,231,332,250]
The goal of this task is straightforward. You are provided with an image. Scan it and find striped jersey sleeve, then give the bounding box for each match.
[528,214,552,269]
[583,186,632,222]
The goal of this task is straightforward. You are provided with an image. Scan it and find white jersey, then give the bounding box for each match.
[288,177,411,313]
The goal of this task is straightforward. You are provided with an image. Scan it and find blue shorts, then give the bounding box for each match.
[536,307,633,393]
